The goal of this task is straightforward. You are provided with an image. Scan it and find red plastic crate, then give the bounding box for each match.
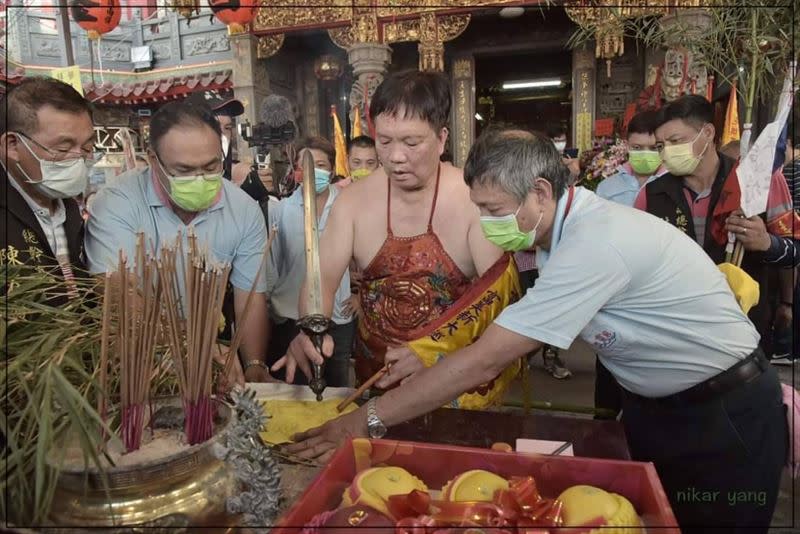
[274,438,680,533]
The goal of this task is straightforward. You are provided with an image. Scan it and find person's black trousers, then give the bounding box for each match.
[594,356,622,419]
[621,362,787,533]
[267,319,354,387]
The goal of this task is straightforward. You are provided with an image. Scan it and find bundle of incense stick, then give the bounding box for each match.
[101,233,162,452]
[159,230,231,445]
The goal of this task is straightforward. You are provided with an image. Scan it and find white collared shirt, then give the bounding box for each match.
[266,185,352,325]
[7,174,69,259]
[85,167,267,296]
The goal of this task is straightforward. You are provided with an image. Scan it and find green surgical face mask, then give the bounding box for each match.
[351,168,371,181]
[157,156,222,212]
[628,150,662,176]
[480,205,544,252]
[661,127,709,176]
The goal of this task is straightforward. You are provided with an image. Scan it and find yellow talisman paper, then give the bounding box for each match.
[259,399,357,445]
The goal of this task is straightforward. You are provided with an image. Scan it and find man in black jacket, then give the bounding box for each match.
[635,95,800,355]
[1,78,95,289]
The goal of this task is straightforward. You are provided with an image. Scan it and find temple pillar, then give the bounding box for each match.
[302,64,321,137]
[229,33,269,126]
[229,33,270,163]
[571,47,596,154]
[451,56,475,168]
[346,42,392,130]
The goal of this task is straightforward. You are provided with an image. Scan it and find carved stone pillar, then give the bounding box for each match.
[229,33,269,157]
[302,64,321,137]
[571,48,596,154]
[451,56,475,168]
[346,42,392,130]
[230,33,268,125]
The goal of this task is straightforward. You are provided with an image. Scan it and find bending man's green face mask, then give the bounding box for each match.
[480,204,544,252]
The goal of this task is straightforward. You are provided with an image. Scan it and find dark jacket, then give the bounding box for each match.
[643,153,773,342]
[1,169,86,286]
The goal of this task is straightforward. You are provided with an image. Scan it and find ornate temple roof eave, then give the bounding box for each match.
[21,60,234,81]
[81,68,234,105]
[13,61,236,104]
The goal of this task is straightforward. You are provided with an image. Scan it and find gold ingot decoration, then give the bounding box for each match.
[314,54,345,80]
[257,34,285,59]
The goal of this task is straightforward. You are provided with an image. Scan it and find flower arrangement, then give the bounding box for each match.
[580,138,629,191]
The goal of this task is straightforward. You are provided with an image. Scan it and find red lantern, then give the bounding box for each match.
[209,0,258,35]
[70,0,121,41]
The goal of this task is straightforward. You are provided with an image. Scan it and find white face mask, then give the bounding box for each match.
[553,140,567,153]
[15,135,91,199]
[221,135,230,158]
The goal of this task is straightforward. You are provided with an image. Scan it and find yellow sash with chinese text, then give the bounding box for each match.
[406,253,522,410]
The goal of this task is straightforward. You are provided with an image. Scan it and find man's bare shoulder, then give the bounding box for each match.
[438,163,481,214]
[334,169,386,210]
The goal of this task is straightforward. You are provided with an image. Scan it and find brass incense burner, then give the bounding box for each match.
[49,398,238,530]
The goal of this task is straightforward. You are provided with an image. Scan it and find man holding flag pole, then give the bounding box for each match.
[634,78,799,354]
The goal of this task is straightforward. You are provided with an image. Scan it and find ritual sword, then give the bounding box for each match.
[296,150,330,401]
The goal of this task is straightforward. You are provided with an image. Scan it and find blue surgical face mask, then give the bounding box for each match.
[314,167,331,193]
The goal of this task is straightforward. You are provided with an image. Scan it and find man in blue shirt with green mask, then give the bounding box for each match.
[85,100,274,384]
[265,136,355,387]
[594,109,666,418]
[596,109,666,207]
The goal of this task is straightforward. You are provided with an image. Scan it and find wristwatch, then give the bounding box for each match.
[244,360,269,372]
[366,397,387,439]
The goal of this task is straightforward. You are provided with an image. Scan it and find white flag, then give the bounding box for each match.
[736,62,796,218]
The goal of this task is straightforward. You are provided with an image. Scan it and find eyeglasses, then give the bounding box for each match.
[154,152,223,180]
[14,132,99,166]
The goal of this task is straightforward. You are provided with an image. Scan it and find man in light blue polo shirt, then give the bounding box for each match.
[85,100,274,383]
[266,136,354,387]
[596,109,665,207]
[593,109,666,419]
[288,129,787,534]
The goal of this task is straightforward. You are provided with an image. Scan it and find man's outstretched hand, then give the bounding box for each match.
[284,408,368,463]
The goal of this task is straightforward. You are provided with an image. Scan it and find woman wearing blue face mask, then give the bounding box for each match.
[266,136,356,388]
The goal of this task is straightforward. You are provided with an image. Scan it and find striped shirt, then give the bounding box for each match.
[784,160,799,211]
[514,250,538,272]
[634,164,795,249]
[7,176,75,285]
